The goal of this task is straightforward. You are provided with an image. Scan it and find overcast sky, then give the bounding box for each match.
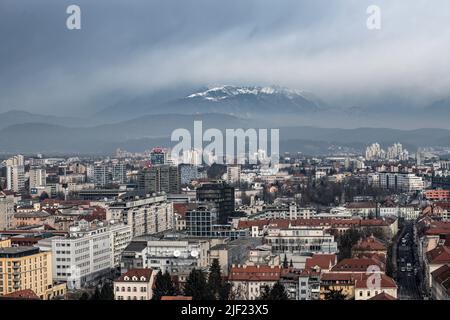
[0,0,449,115]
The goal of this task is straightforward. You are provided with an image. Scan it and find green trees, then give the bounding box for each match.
[258,282,288,300]
[153,270,176,300]
[324,288,347,300]
[184,268,212,300]
[89,282,114,300]
[338,228,363,260]
[207,259,230,300]
[183,260,230,300]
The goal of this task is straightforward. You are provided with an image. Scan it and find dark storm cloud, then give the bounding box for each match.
[0,0,449,115]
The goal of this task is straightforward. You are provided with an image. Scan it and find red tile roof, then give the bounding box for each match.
[354,273,397,289]
[321,272,396,289]
[331,258,385,272]
[352,235,386,252]
[2,289,40,300]
[305,254,337,271]
[229,265,282,282]
[116,268,153,282]
[426,246,450,264]
[238,217,397,232]
[431,264,450,294]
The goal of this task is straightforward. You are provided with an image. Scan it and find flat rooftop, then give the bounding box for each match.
[0,246,40,258]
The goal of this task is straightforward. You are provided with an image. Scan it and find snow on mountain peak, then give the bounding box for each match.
[186,85,308,102]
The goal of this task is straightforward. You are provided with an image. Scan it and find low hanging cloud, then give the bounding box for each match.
[0,0,449,115]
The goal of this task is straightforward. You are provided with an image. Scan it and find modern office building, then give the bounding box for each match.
[47,220,131,289]
[196,181,235,224]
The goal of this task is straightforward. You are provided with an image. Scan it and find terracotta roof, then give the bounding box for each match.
[116,268,153,282]
[352,236,386,252]
[161,296,193,300]
[320,272,354,282]
[346,202,377,209]
[305,254,337,270]
[1,289,40,300]
[354,273,397,289]
[368,292,397,300]
[431,264,450,294]
[229,265,282,282]
[321,272,396,289]
[426,246,450,264]
[173,203,189,218]
[331,258,385,272]
[237,218,394,231]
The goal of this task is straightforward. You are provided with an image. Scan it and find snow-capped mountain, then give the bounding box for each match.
[98,85,326,120]
[169,85,324,115]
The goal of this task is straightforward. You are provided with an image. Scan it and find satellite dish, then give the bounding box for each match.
[190,250,199,258]
[173,250,181,257]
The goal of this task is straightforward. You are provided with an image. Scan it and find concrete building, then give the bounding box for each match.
[379,172,424,192]
[226,165,241,185]
[28,167,46,192]
[5,155,25,193]
[137,165,180,194]
[47,220,131,289]
[265,225,338,255]
[107,193,174,237]
[0,192,15,231]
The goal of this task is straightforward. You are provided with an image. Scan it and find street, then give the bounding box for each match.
[396,222,422,300]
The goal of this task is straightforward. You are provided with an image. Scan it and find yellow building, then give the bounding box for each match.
[0,239,11,248]
[320,273,355,300]
[0,246,66,300]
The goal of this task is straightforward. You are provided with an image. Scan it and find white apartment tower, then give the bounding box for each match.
[5,155,25,192]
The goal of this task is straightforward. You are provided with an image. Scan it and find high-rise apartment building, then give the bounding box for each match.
[5,155,25,193]
[137,165,180,194]
[0,192,15,230]
[29,167,46,191]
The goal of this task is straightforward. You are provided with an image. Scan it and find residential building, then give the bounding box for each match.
[0,246,66,299]
[0,192,15,230]
[107,193,174,237]
[5,155,25,193]
[228,265,282,300]
[137,165,180,194]
[114,268,156,300]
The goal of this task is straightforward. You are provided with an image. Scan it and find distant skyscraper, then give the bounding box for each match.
[196,181,235,224]
[29,167,46,191]
[93,164,112,187]
[5,154,25,193]
[150,147,167,165]
[138,165,180,194]
[226,165,241,185]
